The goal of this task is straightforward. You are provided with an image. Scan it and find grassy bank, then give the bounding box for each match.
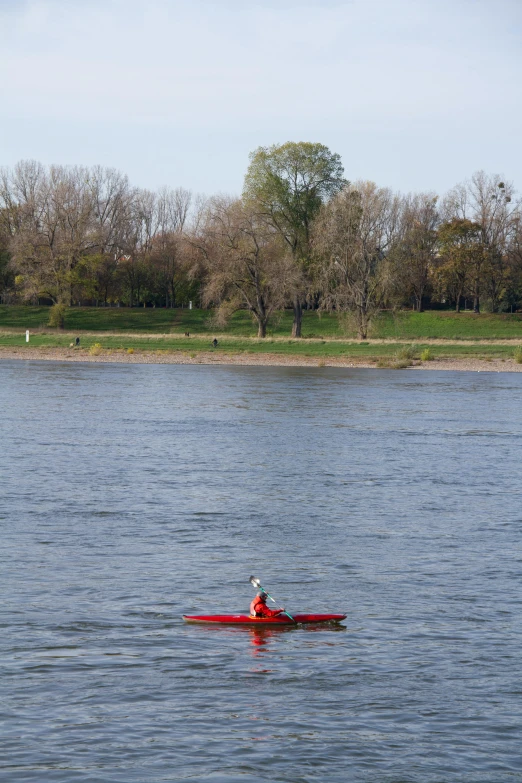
[1,330,521,364]
[372,310,522,340]
[1,305,522,340]
[0,305,340,336]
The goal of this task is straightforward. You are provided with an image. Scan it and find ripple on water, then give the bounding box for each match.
[2,362,522,782]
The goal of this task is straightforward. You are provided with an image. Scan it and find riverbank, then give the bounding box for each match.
[2,345,522,372]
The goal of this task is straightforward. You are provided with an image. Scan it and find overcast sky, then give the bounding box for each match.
[1,0,521,197]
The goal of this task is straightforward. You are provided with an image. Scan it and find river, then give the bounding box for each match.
[2,360,522,782]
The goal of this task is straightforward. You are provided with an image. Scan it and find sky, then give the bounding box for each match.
[1,0,521,198]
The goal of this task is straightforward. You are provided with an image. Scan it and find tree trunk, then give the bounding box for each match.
[292,297,302,338]
[473,295,480,313]
[357,307,368,339]
[257,319,267,338]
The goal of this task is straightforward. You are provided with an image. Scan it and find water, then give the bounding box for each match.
[2,360,522,782]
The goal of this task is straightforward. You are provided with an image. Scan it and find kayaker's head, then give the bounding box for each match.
[257,590,268,601]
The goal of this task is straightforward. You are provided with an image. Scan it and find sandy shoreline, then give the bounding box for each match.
[1,346,522,372]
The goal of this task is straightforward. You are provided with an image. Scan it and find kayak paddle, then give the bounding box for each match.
[249,576,296,623]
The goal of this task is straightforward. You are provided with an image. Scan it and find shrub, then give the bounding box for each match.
[89,342,102,356]
[48,304,67,329]
[514,346,522,364]
[420,348,433,361]
[396,344,418,362]
[127,347,134,354]
[379,344,418,368]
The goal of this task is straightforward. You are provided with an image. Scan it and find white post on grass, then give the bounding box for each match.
[189,301,192,310]
[26,330,30,343]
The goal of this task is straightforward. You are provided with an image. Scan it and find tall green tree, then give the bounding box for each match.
[243,142,346,336]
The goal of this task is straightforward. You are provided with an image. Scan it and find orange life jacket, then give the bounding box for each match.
[250,595,282,618]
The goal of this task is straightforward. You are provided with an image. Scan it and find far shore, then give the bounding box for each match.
[1,346,522,373]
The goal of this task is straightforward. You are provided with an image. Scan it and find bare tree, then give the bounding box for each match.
[0,160,197,308]
[5,163,97,304]
[197,197,291,337]
[148,187,193,307]
[87,166,134,254]
[390,193,439,311]
[157,186,192,233]
[314,181,401,338]
[114,189,156,306]
[1,162,132,304]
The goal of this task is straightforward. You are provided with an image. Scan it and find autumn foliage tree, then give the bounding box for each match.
[435,219,483,312]
[442,172,518,312]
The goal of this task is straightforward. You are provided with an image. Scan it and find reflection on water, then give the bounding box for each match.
[2,361,522,782]
[248,626,281,657]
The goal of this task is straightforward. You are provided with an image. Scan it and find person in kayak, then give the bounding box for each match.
[250,590,285,618]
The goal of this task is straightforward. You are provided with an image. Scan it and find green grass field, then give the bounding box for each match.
[0,305,344,337]
[371,311,522,340]
[1,305,522,340]
[1,330,521,363]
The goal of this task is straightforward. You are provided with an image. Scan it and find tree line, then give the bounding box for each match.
[1,144,521,338]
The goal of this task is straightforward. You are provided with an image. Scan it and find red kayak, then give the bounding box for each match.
[183,613,346,625]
